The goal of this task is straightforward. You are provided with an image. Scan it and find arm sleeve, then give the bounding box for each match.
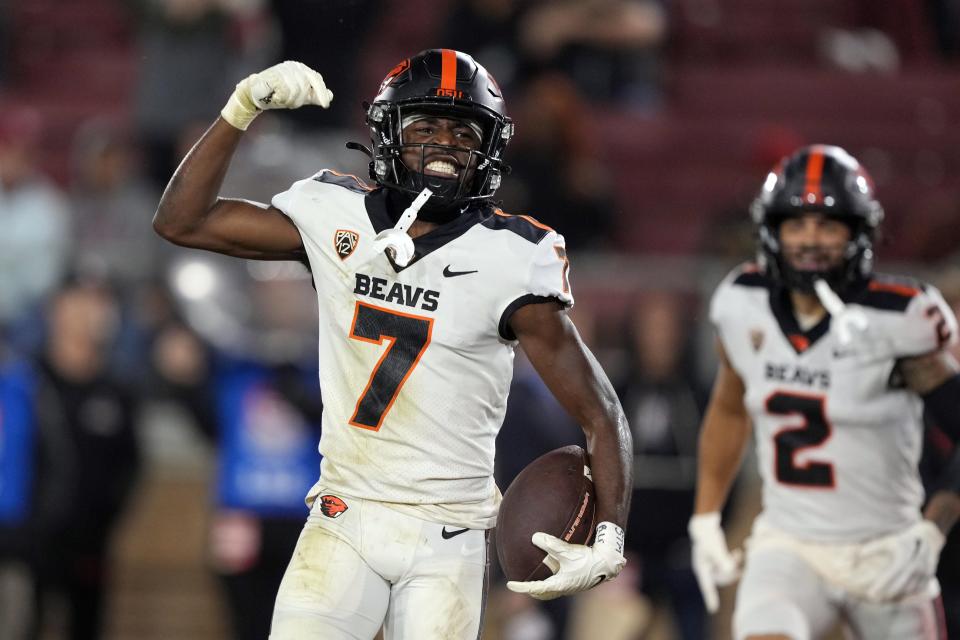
[891,284,959,358]
[497,231,574,340]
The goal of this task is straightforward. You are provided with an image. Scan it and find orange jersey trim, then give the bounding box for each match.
[788,334,810,352]
[493,208,554,232]
[326,169,373,191]
[868,280,920,298]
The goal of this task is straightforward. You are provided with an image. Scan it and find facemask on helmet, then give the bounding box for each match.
[351,49,513,211]
[750,144,884,293]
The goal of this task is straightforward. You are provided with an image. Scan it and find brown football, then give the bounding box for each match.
[496,445,596,582]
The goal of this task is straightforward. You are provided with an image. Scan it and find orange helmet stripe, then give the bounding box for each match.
[440,49,457,92]
[803,146,825,205]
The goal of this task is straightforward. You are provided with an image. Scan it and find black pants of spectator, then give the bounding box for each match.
[30,545,110,640]
[217,518,304,640]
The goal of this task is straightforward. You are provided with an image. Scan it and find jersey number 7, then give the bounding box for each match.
[348,302,433,431]
[768,392,835,488]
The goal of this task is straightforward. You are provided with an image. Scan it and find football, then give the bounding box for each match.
[496,445,596,582]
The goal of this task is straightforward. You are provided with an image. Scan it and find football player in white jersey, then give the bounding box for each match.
[689,144,960,639]
[152,49,632,639]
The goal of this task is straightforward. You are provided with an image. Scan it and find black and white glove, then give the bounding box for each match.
[506,522,627,600]
[859,520,945,602]
[689,512,742,613]
[221,61,333,131]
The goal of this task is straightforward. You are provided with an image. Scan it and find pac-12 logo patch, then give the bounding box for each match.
[319,495,348,518]
[750,328,765,352]
[334,230,359,260]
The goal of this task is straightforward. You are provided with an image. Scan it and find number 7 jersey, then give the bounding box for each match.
[710,264,957,542]
[271,171,573,529]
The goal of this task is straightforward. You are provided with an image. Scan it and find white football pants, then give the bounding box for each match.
[270,491,489,640]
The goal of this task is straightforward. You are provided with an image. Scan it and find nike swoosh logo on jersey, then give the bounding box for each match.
[443,266,478,278]
[441,526,470,539]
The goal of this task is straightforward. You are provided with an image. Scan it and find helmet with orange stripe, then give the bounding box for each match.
[356,49,513,211]
[750,144,884,292]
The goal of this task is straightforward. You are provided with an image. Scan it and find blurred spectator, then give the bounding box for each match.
[497,71,617,253]
[920,265,960,638]
[269,0,384,131]
[150,320,321,640]
[0,107,71,330]
[0,350,46,640]
[493,306,594,640]
[517,0,667,110]
[28,278,141,639]
[147,273,321,640]
[840,0,936,63]
[927,0,960,59]
[440,0,524,92]
[132,0,256,189]
[0,0,8,84]
[70,119,163,286]
[616,291,707,640]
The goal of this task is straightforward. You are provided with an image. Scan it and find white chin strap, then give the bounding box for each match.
[813,279,868,345]
[370,187,433,267]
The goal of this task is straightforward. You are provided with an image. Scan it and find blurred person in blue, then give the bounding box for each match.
[149,271,323,640]
[153,50,633,638]
[0,344,45,640]
[0,277,140,640]
[0,106,71,333]
[617,291,707,640]
[690,145,960,639]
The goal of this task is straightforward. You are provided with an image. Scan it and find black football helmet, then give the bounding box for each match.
[355,49,513,209]
[750,144,884,292]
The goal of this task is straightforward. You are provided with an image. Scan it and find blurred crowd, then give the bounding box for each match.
[0,0,959,639]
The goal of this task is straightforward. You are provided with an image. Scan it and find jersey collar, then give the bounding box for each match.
[768,286,831,354]
[364,188,488,272]
[767,277,872,354]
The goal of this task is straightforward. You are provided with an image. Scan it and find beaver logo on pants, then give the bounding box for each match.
[319,495,348,518]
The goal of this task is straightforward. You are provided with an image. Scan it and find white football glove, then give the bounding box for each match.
[858,520,945,602]
[506,522,627,601]
[689,512,742,613]
[221,60,334,131]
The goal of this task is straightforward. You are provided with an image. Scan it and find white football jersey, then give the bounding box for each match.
[711,263,958,542]
[271,170,573,529]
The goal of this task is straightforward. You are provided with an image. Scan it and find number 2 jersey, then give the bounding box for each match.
[271,170,573,529]
[710,263,958,542]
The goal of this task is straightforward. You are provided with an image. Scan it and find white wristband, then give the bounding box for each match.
[221,77,261,131]
[594,521,625,555]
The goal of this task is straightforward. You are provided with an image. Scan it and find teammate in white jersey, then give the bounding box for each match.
[689,144,960,639]
[152,49,632,639]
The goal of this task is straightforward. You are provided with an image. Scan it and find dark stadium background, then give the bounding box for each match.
[0,0,957,638]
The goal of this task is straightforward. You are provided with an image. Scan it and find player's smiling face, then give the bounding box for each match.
[779,212,852,274]
[400,116,481,183]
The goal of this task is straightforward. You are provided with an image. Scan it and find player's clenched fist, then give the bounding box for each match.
[221,61,334,131]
